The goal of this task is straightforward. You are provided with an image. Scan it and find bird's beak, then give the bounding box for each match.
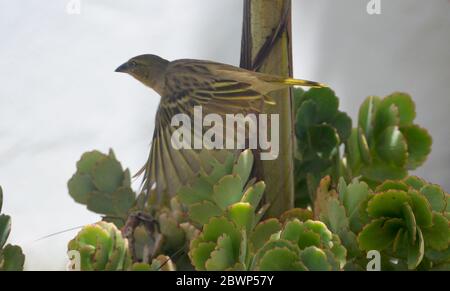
[115,62,130,73]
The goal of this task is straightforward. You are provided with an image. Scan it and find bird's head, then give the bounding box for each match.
[115,54,169,95]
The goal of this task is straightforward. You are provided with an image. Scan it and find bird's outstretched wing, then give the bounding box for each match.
[138,101,234,206]
[140,59,323,204]
[139,60,272,205]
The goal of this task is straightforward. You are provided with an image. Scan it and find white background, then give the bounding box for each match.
[0,0,449,270]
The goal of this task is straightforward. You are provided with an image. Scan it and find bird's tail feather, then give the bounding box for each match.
[280,77,327,88]
[259,74,327,88]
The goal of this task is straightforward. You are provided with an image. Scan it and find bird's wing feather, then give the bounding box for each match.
[164,60,276,114]
[140,98,236,205]
[140,60,277,204]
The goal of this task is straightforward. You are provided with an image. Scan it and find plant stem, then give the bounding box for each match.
[240,0,294,217]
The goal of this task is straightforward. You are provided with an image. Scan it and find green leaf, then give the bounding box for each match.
[280,219,303,243]
[111,187,136,217]
[375,180,409,193]
[212,175,243,210]
[361,161,408,182]
[295,100,317,140]
[374,103,400,138]
[227,203,254,232]
[407,227,424,270]
[358,218,404,251]
[367,190,411,218]
[250,219,281,250]
[400,125,432,170]
[241,181,265,209]
[232,150,253,189]
[258,247,303,271]
[293,88,306,112]
[304,220,333,244]
[376,126,408,167]
[346,129,361,171]
[280,208,313,223]
[357,127,372,164]
[188,201,223,225]
[303,87,339,123]
[300,246,331,271]
[342,180,371,231]
[67,173,95,204]
[420,184,446,212]
[76,150,106,174]
[403,176,426,191]
[205,234,235,270]
[380,92,416,127]
[332,111,352,143]
[281,221,321,249]
[190,242,216,271]
[204,154,235,185]
[177,176,213,206]
[401,202,417,244]
[86,191,115,216]
[358,96,381,144]
[422,213,449,251]
[0,214,12,249]
[409,190,433,228]
[91,157,124,193]
[319,197,349,234]
[1,244,25,271]
[202,217,241,255]
[308,125,339,159]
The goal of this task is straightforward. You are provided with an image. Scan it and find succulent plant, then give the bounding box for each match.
[346,93,432,185]
[251,219,347,271]
[315,175,449,270]
[0,186,25,271]
[293,87,352,207]
[68,221,180,271]
[123,197,197,270]
[189,214,346,271]
[358,177,449,270]
[177,150,268,226]
[181,149,346,271]
[68,149,136,227]
[68,221,132,271]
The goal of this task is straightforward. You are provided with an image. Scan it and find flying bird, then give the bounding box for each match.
[115,54,325,205]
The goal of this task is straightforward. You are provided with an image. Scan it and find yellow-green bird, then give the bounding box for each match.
[115,54,324,205]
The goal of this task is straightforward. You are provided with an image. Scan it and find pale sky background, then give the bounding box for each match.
[0,0,449,270]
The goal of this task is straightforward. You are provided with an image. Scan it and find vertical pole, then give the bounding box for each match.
[240,0,294,217]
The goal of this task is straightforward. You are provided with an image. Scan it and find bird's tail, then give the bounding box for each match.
[259,74,327,88]
[280,77,327,88]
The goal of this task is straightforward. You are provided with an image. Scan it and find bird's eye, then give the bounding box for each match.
[130,61,138,67]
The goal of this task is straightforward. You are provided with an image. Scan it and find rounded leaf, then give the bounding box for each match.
[250,219,282,250]
[376,126,408,167]
[227,202,254,232]
[232,150,254,189]
[258,247,304,271]
[0,214,12,249]
[67,173,95,204]
[367,190,411,218]
[91,157,124,193]
[76,150,106,174]
[400,125,432,170]
[300,246,331,271]
[358,218,404,251]
[212,175,243,210]
[188,201,223,225]
[380,93,416,127]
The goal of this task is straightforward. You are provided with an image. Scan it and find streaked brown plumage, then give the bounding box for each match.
[115,54,325,205]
